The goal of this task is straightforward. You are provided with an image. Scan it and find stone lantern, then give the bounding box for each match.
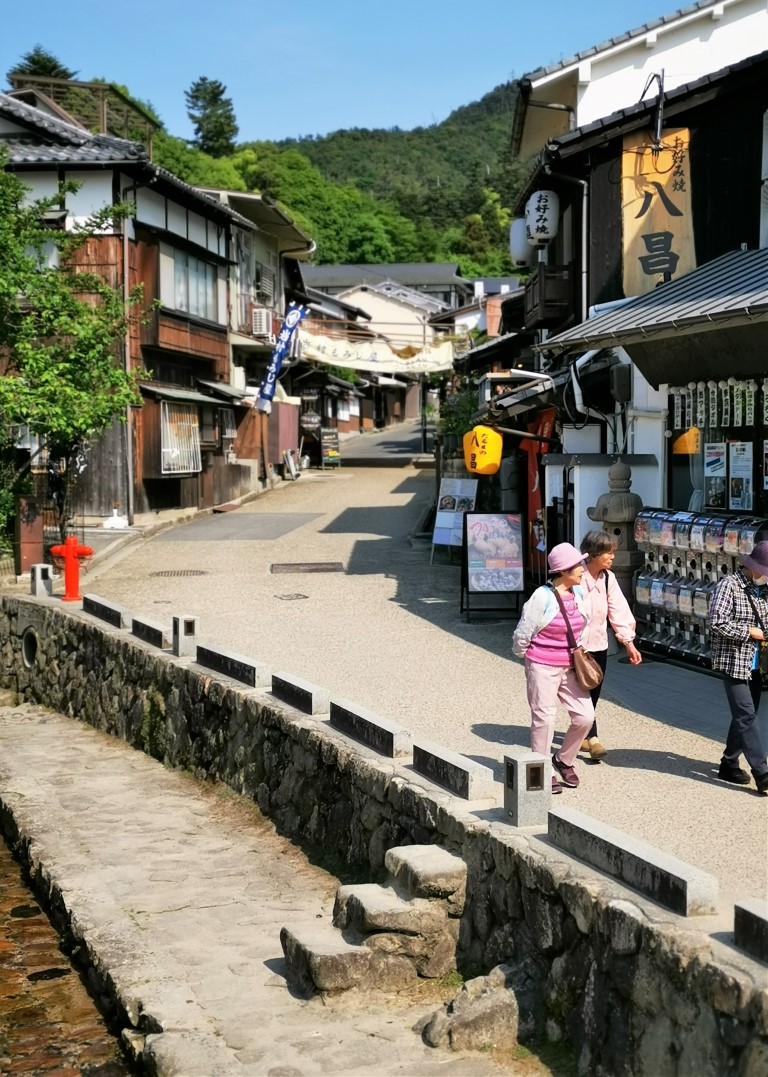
[586,459,644,602]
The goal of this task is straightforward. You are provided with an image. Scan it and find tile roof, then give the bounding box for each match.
[0,91,147,161]
[0,92,255,228]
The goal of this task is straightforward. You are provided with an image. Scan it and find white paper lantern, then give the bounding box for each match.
[509,217,534,266]
[525,190,560,246]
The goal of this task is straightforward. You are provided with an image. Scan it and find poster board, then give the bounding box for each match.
[461,513,525,619]
[728,441,753,511]
[320,427,341,468]
[431,478,478,561]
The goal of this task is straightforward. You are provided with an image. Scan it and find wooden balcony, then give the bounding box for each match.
[524,264,574,329]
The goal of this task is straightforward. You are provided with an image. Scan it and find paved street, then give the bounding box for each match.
[79,421,768,948]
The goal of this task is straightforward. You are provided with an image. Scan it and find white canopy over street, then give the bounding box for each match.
[298,329,455,375]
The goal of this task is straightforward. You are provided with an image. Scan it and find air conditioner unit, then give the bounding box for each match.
[251,306,271,337]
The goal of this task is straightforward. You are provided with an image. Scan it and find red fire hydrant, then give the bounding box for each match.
[50,534,94,602]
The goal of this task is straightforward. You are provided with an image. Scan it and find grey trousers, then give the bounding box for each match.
[721,671,768,778]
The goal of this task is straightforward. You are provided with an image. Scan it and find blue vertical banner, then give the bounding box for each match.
[256,303,308,414]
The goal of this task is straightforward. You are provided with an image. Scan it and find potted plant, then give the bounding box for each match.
[438,387,479,451]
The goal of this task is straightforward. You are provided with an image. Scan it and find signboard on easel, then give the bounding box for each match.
[320,427,341,468]
[461,512,524,619]
[430,478,478,562]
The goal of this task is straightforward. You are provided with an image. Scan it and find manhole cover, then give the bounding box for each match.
[150,569,208,577]
[270,563,344,574]
[276,593,309,601]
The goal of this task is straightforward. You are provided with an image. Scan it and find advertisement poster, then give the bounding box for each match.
[764,441,768,492]
[728,441,753,511]
[432,478,478,548]
[465,514,524,593]
[704,442,726,509]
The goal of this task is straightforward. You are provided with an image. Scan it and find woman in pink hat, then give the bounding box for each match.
[512,542,595,793]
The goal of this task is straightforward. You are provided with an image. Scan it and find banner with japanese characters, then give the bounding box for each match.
[622,128,695,297]
[256,303,308,414]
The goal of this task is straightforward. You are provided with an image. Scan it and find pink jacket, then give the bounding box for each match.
[581,569,636,652]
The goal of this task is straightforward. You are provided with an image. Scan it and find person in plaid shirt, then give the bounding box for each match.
[707,540,768,793]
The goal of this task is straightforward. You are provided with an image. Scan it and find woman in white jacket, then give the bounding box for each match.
[512,543,595,793]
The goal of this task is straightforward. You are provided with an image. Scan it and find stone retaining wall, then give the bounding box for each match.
[1,595,766,1076]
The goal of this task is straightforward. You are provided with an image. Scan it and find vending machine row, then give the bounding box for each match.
[633,509,768,670]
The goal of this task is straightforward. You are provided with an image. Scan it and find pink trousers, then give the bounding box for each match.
[524,658,595,766]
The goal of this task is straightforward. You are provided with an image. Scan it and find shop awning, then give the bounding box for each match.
[140,384,217,406]
[196,379,247,402]
[538,247,768,389]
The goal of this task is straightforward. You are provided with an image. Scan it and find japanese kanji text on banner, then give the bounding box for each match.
[622,127,695,297]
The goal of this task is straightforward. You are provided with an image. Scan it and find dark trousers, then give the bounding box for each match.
[586,649,609,739]
[721,671,768,777]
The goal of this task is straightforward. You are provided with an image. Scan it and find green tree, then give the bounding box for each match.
[0,155,144,541]
[154,131,246,191]
[7,45,77,82]
[185,77,239,158]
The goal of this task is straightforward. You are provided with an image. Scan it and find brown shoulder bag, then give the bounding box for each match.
[549,585,604,692]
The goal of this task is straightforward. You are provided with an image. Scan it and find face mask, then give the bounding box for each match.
[753,575,768,586]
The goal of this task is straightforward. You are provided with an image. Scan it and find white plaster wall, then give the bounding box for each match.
[64,171,114,229]
[167,201,186,236]
[339,287,434,346]
[17,171,59,205]
[576,0,767,126]
[136,186,166,229]
[188,210,206,249]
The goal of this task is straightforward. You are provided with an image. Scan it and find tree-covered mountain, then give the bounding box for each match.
[6,48,529,274]
[224,82,528,273]
[279,83,524,231]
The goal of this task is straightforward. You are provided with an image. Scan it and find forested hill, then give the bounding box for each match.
[223,79,528,274]
[278,82,522,232]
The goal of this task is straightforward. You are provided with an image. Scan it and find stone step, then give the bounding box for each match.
[333,883,448,936]
[385,845,467,914]
[280,921,417,997]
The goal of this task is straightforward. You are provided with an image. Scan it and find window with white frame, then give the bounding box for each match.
[173,250,217,321]
[220,407,237,439]
[337,398,350,422]
[161,402,202,473]
[349,397,360,417]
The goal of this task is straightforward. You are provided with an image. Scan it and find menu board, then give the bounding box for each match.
[464,513,524,593]
[320,427,341,467]
[432,478,478,548]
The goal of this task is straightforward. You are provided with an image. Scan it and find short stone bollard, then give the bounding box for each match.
[172,615,197,657]
[30,564,53,598]
[503,751,551,826]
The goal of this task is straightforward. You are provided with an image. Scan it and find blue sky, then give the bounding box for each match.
[4,1,684,143]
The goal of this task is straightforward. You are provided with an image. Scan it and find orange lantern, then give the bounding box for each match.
[463,425,503,475]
